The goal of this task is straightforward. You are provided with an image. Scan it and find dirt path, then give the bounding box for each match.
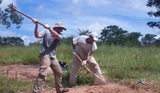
[41,83,155,93]
[0,65,158,93]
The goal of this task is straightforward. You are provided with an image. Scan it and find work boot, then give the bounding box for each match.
[60,88,69,93]
[102,82,109,85]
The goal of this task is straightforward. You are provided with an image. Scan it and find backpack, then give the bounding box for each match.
[59,61,68,70]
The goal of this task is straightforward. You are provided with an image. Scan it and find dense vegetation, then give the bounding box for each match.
[0,25,160,47]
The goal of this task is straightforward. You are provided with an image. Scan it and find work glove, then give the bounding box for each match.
[44,24,50,29]
[82,60,86,65]
[32,18,37,24]
[73,49,76,55]
[48,67,52,71]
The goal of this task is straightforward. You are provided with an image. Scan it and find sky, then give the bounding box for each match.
[0,0,159,46]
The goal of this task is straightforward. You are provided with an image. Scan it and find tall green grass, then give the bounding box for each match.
[0,44,160,92]
[0,45,40,65]
[95,45,160,81]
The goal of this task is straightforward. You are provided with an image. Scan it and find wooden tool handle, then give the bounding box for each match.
[12,4,45,27]
[74,53,89,71]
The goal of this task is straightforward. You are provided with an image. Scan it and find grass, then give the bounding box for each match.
[0,44,160,92]
[0,45,40,65]
[0,73,33,93]
[95,45,160,79]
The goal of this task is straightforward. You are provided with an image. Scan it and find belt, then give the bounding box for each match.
[50,57,54,60]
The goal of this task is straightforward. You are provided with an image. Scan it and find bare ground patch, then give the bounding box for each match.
[0,65,159,93]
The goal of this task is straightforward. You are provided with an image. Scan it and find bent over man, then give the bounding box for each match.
[69,32,107,88]
[32,19,69,93]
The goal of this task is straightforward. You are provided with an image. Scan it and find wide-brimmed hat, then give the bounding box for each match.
[90,32,98,41]
[52,22,66,31]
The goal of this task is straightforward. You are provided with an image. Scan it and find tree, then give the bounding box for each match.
[141,33,157,46]
[0,36,2,45]
[155,38,160,46]
[60,35,75,45]
[0,0,24,29]
[146,0,160,29]
[77,28,91,36]
[1,37,24,46]
[99,25,128,45]
[125,32,142,46]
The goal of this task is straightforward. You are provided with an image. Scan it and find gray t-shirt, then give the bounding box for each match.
[39,30,63,58]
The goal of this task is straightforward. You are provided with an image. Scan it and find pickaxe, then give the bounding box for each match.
[74,53,95,76]
[11,3,45,26]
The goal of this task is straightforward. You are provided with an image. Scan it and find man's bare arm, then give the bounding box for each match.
[48,28,61,40]
[34,22,42,38]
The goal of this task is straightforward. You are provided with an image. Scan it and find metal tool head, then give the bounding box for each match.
[11,3,15,15]
[83,65,95,76]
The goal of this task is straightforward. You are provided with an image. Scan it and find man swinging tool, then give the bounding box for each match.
[69,32,108,88]
[11,4,69,93]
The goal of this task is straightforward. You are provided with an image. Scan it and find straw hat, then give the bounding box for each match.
[52,22,66,31]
